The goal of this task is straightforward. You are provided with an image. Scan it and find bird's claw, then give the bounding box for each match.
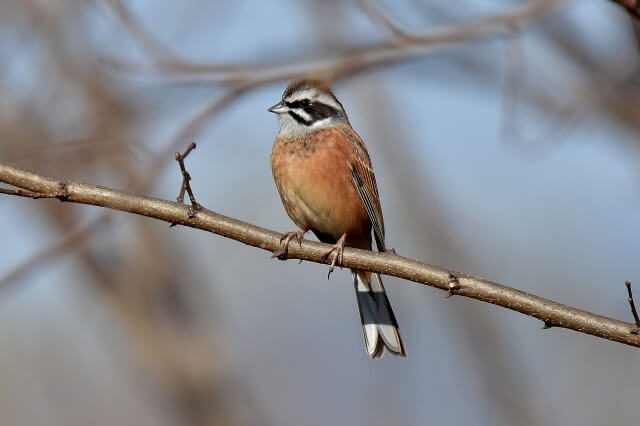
[323,234,347,280]
[273,229,306,260]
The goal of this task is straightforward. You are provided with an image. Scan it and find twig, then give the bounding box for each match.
[171,142,200,226]
[174,142,200,209]
[2,161,640,349]
[625,281,640,333]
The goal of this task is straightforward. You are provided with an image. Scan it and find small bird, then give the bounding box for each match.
[268,78,406,358]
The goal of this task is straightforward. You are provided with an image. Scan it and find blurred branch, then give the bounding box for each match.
[100,0,176,59]
[0,215,110,290]
[103,0,567,84]
[609,0,640,19]
[2,161,640,349]
[499,31,585,155]
[0,87,248,289]
[355,0,409,38]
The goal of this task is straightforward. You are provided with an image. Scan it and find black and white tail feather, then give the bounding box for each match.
[353,271,406,358]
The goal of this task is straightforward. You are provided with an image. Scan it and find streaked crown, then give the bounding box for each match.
[268,79,349,138]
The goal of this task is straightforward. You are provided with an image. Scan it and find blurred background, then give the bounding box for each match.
[1,0,640,425]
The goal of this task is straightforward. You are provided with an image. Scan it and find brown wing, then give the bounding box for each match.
[340,126,386,252]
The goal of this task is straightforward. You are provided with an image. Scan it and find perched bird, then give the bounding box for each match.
[268,78,406,358]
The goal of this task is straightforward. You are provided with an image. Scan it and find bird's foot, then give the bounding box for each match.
[272,229,307,260]
[323,233,347,279]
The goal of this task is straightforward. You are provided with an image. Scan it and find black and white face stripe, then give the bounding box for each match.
[272,81,350,138]
[285,99,342,126]
[288,111,312,126]
[282,86,347,127]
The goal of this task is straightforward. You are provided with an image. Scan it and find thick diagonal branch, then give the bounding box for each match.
[1,161,639,348]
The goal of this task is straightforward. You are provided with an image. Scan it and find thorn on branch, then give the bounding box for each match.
[625,281,640,334]
[171,142,201,227]
[445,273,460,298]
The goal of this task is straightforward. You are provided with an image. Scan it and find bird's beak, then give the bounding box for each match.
[268,101,289,114]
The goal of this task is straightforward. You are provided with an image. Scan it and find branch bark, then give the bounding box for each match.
[1,161,639,348]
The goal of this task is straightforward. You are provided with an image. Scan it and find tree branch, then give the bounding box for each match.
[355,0,410,38]
[101,0,568,85]
[609,0,640,20]
[1,161,639,348]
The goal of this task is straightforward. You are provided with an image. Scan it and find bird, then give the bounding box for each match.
[268,78,406,358]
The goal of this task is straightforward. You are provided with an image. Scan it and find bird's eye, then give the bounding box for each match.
[300,99,311,108]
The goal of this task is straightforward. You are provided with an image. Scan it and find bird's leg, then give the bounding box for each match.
[272,228,308,260]
[323,233,347,279]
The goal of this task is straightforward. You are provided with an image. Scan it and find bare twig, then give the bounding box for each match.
[171,142,200,226]
[625,281,640,333]
[2,161,640,349]
[174,142,200,210]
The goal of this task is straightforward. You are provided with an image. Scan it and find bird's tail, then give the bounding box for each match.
[353,271,406,358]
